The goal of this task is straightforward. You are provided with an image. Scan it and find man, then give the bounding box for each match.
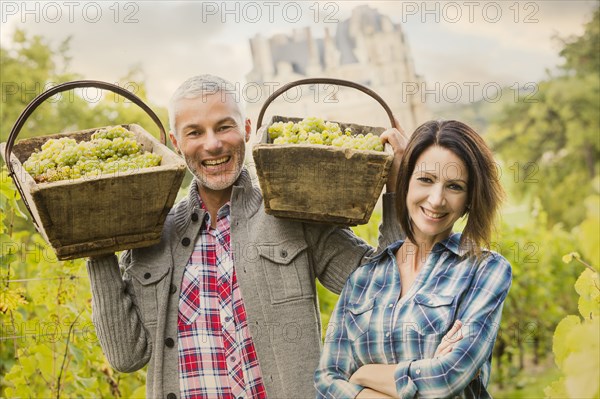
[86,75,406,399]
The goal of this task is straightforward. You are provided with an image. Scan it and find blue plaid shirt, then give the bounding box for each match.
[315,233,512,399]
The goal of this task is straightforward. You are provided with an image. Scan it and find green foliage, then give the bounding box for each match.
[491,200,581,385]
[572,191,600,266]
[351,208,382,248]
[488,9,600,229]
[488,12,600,392]
[488,73,599,228]
[545,265,599,398]
[557,8,600,76]
[0,30,164,397]
[544,189,599,399]
[0,168,147,397]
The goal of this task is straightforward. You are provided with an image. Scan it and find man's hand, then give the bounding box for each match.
[434,320,463,357]
[380,116,409,193]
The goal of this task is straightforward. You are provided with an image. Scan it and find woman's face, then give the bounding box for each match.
[406,145,469,244]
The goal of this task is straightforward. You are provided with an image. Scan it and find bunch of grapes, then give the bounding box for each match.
[23,126,162,183]
[268,117,384,151]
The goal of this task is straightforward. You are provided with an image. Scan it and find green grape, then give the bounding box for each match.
[92,125,135,141]
[23,126,162,183]
[269,117,384,151]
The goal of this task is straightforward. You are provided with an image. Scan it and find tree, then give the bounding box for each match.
[1,30,169,144]
[488,8,600,228]
[558,8,600,77]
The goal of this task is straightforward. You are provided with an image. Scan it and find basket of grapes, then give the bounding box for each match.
[253,78,396,225]
[1,80,187,260]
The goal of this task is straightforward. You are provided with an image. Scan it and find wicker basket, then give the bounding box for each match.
[1,81,187,260]
[252,78,396,225]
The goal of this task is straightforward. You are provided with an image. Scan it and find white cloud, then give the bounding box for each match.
[1,0,596,107]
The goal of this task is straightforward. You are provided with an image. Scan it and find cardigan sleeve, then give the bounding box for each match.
[86,253,152,372]
[304,192,402,295]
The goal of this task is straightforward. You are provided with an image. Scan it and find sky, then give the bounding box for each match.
[1,0,597,107]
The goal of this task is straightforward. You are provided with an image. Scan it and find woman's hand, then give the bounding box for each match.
[380,115,409,193]
[349,364,399,398]
[434,320,463,357]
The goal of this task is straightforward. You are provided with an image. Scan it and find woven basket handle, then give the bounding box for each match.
[3,80,167,226]
[4,80,167,176]
[256,78,398,131]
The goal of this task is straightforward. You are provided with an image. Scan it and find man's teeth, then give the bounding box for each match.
[423,208,446,219]
[203,157,230,166]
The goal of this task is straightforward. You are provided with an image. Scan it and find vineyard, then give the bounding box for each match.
[1,9,599,398]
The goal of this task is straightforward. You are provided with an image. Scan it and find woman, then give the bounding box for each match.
[314,120,512,399]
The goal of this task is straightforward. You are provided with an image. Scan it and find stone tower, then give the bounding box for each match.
[246,5,429,134]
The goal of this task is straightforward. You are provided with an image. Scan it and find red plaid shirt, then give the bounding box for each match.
[177,201,266,399]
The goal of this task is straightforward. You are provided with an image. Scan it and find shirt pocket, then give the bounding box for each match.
[345,301,375,343]
[259,240,314,304]
[413,293,456,335]
[127,263,171,326]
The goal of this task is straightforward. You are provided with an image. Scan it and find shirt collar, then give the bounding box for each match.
[435,232,464,256]
[371,232,465,263]
[198,198,231,227]
[185,167,259,217]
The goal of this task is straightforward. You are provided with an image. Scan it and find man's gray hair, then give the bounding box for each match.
[168,74,242,133]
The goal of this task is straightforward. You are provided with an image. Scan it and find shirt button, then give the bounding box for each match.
[386,332,390,337]
[181,237,191,246]
[167,393,177,399]
[170,284,177,295]
[229,356,236,362]
[388,303,393,308]
[225,316,232,322]
[415,368,421,375]
[164,338,175,348]
[191,213,199,222]
[428,301,434,305]
[143,272,151,279]
[280,249,288,258]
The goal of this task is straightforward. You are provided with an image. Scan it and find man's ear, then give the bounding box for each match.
[169,131,181,154]
[244,118,252,142]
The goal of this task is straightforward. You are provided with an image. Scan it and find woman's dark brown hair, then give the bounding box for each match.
[395,120,504,254]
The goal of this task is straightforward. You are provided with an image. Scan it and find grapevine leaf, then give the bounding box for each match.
[552,315,581,369]
[0,286,28,313]
[75,375,97,389]
[563,320,600,398]
[574,269,600,319]
[131,383,147,398]
[20,355,37,376]
[8,195,28,220]
[33,343,55,380]
[69,343,85,363]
